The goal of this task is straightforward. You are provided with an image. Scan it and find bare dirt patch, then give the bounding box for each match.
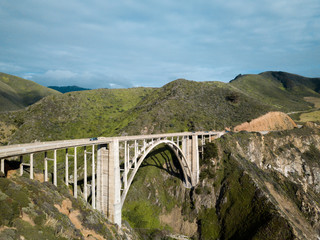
[54,199,106,240]
[21,212,35,226]
[6,169,19,179]
[159,206,197,236]
[34,172,44,183]
[55,199,72,215]
[234,111,297,132]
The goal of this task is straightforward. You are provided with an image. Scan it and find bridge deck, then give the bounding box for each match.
[0,131,224,159]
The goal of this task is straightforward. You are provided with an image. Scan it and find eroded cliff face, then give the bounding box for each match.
[221,125,320,239]
[123,125,320,240]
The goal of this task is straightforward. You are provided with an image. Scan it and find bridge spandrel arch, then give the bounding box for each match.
[120,139,193,208]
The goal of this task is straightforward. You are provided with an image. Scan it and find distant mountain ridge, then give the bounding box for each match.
[48,85,91,93]
[0,72,60,112]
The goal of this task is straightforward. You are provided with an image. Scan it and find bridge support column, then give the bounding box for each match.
[192,135,199,185]
[84,146,88,201]
[96,145,104,211]
[74,147,77,198]
[1,159,4,174]
[182,136,188,159]
[65,149,69,185]
[44,152,48,182]
[182,136,199,186]
[97,140,121,226]
[53,150,57,186]
[30,154,33,180]
[92,145,96,209]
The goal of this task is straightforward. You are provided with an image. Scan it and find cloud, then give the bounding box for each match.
[43,70,77,80]
[0,0,319,88]
[0,62,24,72]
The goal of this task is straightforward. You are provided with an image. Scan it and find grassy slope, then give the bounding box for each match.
[2,78,272,144]
[0,72,60,112]
[0,175,137,239]
[6,87,154,143]
[3,71,320,144]
[118,79,272,135]
[230,71,320,112]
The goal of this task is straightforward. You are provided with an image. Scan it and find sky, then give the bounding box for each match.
[0,0,319,89]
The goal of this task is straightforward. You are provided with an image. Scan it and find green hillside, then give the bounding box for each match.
[117,79,272,135]
[1,71,320,145]
[4,87,154,144]
[0,73,60,112]
[230,71,320,112]
[0,175,137,239]
[2,79,272,144]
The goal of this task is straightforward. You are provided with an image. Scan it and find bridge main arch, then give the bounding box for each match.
[120,139,193,208]
[96,134,200,226]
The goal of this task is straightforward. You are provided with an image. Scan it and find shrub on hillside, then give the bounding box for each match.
[202,142,218,164]
[226,92,240,103]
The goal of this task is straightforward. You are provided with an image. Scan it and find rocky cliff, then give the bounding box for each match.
[123,124,320,239]
[213,125,320,239]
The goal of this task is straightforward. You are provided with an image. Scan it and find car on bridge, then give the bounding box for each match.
[90,137,98,141]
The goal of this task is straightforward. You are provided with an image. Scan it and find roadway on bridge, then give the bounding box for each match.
[0,131,225,159]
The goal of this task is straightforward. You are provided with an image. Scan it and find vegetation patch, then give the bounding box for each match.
[299,110,320,123]
[122,144,189,238]
[0,175,136,240]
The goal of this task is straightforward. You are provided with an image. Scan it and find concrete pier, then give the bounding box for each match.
[74,147,77,198]
[30,154,33,180]
[92,145,96,209]
[96,140,121,225]
[53,150,57,186]
[65,149,69,185]
[1,159,4,174]
[84,146,87,201]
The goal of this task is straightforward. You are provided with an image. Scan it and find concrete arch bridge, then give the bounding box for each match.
[0,131,225,225]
